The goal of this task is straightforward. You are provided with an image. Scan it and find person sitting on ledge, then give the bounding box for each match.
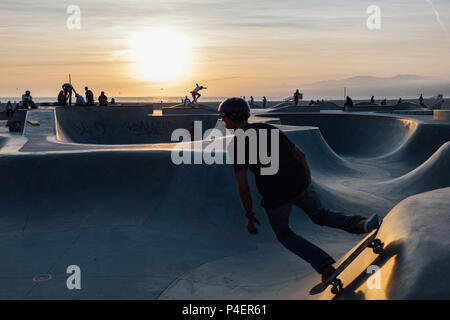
[75,93,86,106]
[85,87,95,105]
[344,96,353,108]
[370,96,375,104]
[111,98,116,105]
[19,90,36,109]
[184,96,191,107]
[381,99,387,106]
[309,100,315,106]
[397,98,403,105]
[57,90,67,106]
[98,91,108,106]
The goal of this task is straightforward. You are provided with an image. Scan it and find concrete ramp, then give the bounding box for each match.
[1,109,450,299]
[23,109,56,139]
[266,113,417,158]
[377,142,450,200]
[315,188,450,300]
[55,107,219,145]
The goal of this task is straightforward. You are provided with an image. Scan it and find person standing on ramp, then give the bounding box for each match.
[218,97,380,282]
[62,83,76,107]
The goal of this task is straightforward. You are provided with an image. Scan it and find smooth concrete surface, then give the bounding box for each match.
[434,110,450,121]
[0,107,449,299]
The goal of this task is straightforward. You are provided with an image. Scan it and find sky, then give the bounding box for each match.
[0,0,449,99]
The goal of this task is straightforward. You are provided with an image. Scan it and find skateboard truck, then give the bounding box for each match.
[368,239,384,254]
[330,279,343,295]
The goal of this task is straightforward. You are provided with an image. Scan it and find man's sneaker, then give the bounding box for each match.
[364,214,380,233]
[321,265,336,283]
[355,214,380,234]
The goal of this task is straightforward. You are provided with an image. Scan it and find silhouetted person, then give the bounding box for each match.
[190,83,207,103]
[184,96,191,107]
[20,90,35,109]
[249,96,254,107]
[6,101,13,118]
[62,83,75,107]
[370,96,375,104]
[309,100,315,106]
[98,91,108,106]
[345,96,353,108]
[111,98,116,105]
[75,93,86,106]
[381,99,387,106]
[419,94,424,105]
[294,89,301,106]
[85,87,95,105]
[262,96,267,108]
[218,97,380,283]
[397,98,403,105]
[57,90,67,106]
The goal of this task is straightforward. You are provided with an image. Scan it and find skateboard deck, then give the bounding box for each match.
[310,222,384,295]
[27,120,40,126]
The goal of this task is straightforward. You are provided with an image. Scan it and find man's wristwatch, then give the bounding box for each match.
[245,212,255,219]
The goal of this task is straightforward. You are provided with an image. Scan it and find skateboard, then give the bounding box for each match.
[310,221,384,295]
[27,120,40,126]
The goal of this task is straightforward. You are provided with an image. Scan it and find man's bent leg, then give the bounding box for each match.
[294,184,364,234]
[265,201,335,273]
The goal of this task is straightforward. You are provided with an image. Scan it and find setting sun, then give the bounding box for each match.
[129,28,191,83]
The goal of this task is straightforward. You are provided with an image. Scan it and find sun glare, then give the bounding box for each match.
[129,28,191,82]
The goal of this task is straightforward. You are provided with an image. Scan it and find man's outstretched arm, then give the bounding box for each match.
[234,166,261,234]
[234,166,253,217]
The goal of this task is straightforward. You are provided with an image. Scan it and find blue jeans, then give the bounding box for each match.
[264,184,364,274]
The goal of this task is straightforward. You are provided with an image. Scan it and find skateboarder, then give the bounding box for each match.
[190,83,207,103]
[218,97,380,282]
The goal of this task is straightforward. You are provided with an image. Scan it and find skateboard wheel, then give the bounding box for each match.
[331,279,343,295]
[372,239,384,254]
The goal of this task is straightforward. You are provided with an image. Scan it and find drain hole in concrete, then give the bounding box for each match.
[33,274,52,283]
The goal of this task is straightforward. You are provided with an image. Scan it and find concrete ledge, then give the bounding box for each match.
[434,110,450,121]
[162,106,216,115]
[345,106,394,112]
[269,106,320,113]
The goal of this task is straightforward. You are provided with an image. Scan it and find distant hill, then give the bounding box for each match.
[301,75,449,99]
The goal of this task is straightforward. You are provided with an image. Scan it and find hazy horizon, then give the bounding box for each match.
[1,1,449,98]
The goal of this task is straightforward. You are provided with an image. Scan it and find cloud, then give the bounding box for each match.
[425,0,448,36]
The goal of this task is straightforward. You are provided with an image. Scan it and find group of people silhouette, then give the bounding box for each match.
[57,84,114,107]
